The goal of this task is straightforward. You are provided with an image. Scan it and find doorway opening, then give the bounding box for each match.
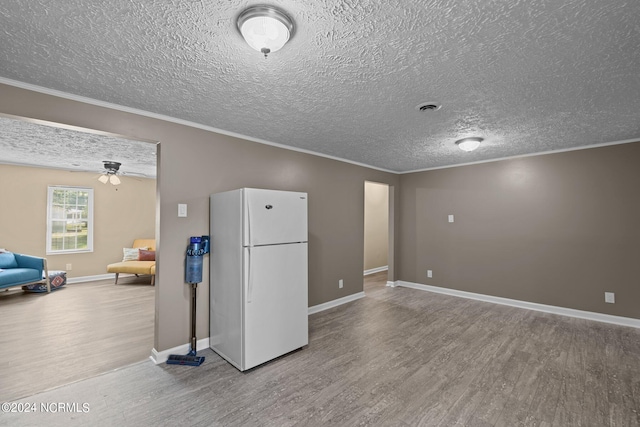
[364,181,394,292]
[0,114,158,401]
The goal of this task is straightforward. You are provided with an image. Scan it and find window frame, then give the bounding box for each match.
[46,186,94,255]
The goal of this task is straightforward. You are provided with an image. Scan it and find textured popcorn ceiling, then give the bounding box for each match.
[0,116,157,177]
[1,0,639,173]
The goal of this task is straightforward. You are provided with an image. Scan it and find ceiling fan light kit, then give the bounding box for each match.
[237,5,294,58]
[99,160,122,185]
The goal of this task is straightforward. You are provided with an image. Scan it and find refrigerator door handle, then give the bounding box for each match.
[245,193,251,247]
[247,247,253,303]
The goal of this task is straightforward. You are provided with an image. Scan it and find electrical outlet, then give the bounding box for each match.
[605,292,615,304]
[338,279,344,289]
[66,264,72,271]
[427,270,433,278]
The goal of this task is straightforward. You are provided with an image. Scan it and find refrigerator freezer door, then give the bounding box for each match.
[243,243,308,370]
[243,189,308,247]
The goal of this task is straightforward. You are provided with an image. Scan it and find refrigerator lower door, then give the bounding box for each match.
[243,243,308,370]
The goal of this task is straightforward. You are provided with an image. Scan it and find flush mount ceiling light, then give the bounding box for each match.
[455,137,483,152]
[237,5,294,58]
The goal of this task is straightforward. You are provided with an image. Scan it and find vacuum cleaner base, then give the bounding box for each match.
[166,354,205,366]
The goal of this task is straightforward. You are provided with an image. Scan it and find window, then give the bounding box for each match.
[46,186,93,254]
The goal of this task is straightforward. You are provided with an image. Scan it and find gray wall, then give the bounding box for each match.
[4,80,639,355]
[0,83,400,352]
[398,142,640,319]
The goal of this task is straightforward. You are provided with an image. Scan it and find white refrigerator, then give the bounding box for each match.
[209,188,309,371]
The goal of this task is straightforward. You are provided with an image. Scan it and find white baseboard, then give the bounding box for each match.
[66,273,115,284]
[395,280,640,329]
[364,265,388,276]
[386,281,396,287]
[308,292,365,315]
[150,337,211,364]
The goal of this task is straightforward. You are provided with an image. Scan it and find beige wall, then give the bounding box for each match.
[364,181,389,271]
[0,164,155,277]
[0,83,400,352]
[398,142,640,319]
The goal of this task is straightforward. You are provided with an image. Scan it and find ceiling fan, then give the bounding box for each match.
[98,161,123,185]
[69,160,148,186]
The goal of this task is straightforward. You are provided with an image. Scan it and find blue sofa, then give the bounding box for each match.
[0,252,50,293]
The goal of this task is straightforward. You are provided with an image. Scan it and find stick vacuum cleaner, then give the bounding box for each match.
[167,236,208,367]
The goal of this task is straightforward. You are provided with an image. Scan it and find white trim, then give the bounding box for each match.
[401,138,640,174]
[150,337,210,364]
[395,281,640,329]
[46,186,94,255]
[0,77,395,174]
[66,273,115,284]
[386,281,396,287]
[0,112,157,144]
[364,265,388,276]
[308,292,365,315]
[4,77,638,176]
[62,272,155,284]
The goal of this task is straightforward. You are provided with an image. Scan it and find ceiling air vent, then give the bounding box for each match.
[415,102,442,112]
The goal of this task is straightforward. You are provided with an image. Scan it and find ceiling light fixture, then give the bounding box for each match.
[237,5,294,58]
[455,137,483,152]
[98,161,122,186]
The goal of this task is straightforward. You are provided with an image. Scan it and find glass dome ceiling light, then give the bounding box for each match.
[455,137,484,152]
[237,5,294,58]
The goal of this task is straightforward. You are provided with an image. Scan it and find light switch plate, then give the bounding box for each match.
[178,204,187,217]
[448,214,454,223]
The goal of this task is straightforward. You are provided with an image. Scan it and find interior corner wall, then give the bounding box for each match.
[398,142,640,319]
[0,164,155,278]
[0,83,399,352]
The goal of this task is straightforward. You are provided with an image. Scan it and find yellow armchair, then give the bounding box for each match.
[107,239,156,285]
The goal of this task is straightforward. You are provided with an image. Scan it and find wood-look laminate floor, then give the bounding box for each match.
[2,272,640,426]
[0,275,154,402]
